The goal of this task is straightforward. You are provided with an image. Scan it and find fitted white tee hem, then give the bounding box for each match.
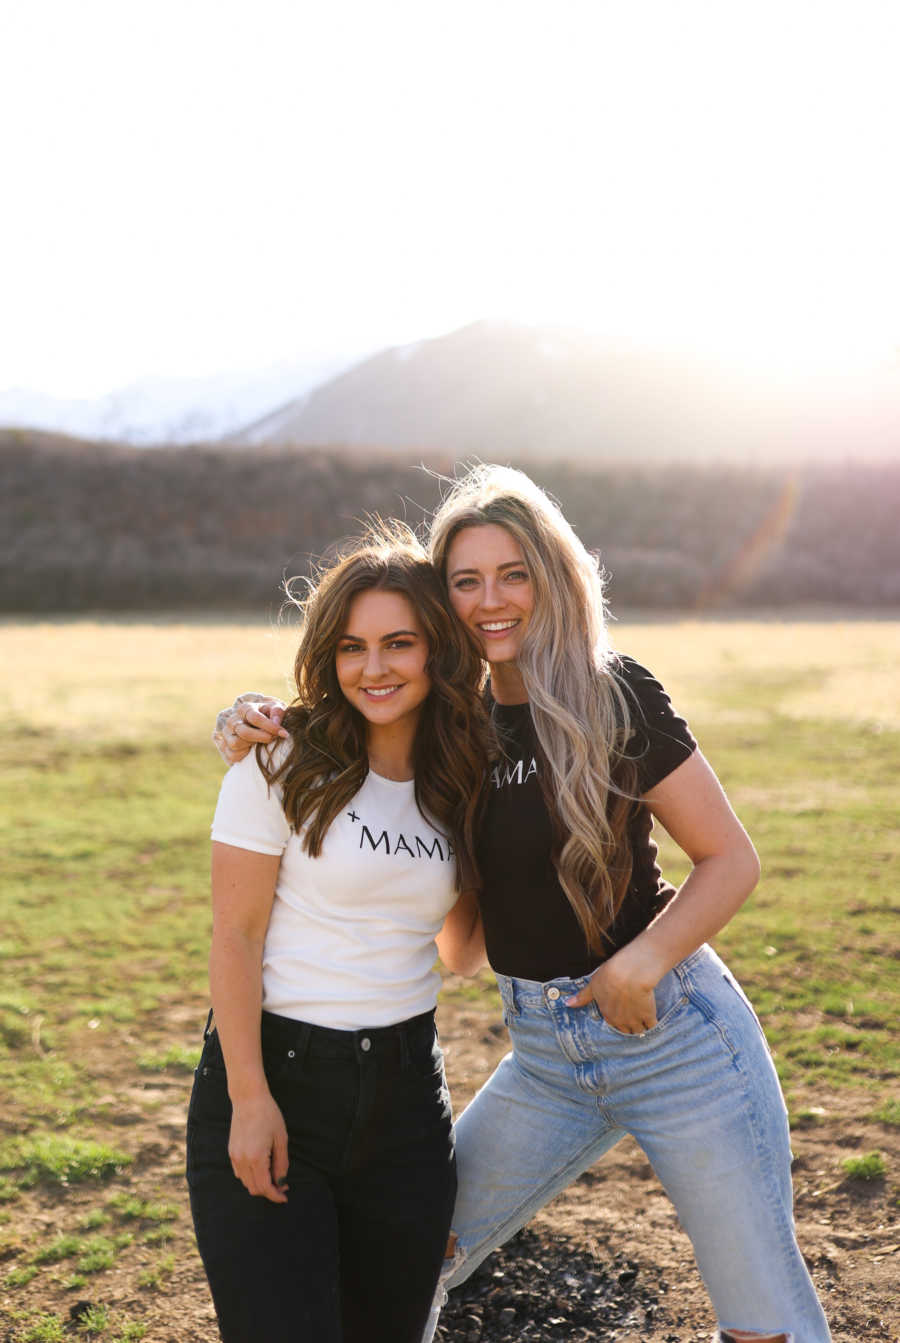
[211,749,458,1030]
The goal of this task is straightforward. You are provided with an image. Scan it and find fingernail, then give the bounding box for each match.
[564,996,576,1006]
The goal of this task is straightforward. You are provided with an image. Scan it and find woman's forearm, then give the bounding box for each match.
[209,927,271,1103]
[616,842,761,989]
[436,889,488,977]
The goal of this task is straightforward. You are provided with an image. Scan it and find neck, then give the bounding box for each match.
[365,720,417,781]
[489,660,529,705]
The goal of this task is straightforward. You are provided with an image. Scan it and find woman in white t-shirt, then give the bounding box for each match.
[186,524,490,1343]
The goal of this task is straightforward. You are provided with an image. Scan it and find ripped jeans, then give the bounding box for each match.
[424,945,831,1343]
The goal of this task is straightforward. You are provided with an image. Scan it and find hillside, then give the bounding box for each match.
[2,431,898,612]
[230,320,900,464]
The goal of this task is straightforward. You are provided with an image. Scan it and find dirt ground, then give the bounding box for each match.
[2,990,898,1342]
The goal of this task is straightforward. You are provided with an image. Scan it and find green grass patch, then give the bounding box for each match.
[76,1303,110,1334]
[870,1097,900,1127]
[78,1208,111,1230]
[842,1150,887,1181]
[112,1325,147,1343]
[0,1175,21,1202]
[32,1234,81,1264]
[108,1193,178,1223]
[5,1263,38,1288]
[74,1234,118,1274]
[0,1135,131,1188]
[789,1106,827,1129]
[137,1042,199,1073]
[19,1317,66,1343]
[137,1251,175,1290]
[439,968,502,1010]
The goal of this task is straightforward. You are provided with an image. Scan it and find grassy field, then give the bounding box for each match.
[1,614,898,1336]
[2,614,898,1108]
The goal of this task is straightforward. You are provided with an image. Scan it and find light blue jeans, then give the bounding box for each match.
[424,945,831,1342]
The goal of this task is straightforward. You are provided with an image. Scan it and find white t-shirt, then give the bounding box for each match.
[211,748,458,1029]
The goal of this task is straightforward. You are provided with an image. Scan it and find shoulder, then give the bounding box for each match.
[219,738,293,808]
[610,654,670,706]
[608,653,697,791]
[609,654,687,722]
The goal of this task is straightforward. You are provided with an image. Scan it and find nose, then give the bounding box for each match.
[363,646,387,679]
[480,577,504,609]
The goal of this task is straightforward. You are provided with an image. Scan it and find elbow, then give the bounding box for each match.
[459,947,488,978]
[737,836,761,900]
[439,949,477,978]
[439,942,487,978]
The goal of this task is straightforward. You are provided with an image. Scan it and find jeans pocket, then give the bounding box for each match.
[186,1062,231,1184]
[596,990,690,1040]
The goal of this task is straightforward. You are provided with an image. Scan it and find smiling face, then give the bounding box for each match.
[334,588,432,733]
[445,523,535,665]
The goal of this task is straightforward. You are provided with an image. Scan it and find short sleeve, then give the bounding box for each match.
[211,746,291,855]
[616,656,697,793]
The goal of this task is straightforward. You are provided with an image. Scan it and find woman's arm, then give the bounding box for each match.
[566,751,760,1031]
[212,694,288,764]
[436,887,488,977]
[210,841,289,1202]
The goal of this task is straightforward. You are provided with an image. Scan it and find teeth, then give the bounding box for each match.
[480,620,518,631]
[364,686,400,697]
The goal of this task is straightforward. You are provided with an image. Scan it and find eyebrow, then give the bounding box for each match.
[448,561,526,579]
[338,628,420,643]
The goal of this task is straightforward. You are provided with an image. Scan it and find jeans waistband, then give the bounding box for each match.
[496,944,708,1015]
[205,1007,437,1073]
[255,1007,436,1068]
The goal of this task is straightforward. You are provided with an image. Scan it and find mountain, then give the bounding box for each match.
[229,320,900,462]
[0,356,352,446]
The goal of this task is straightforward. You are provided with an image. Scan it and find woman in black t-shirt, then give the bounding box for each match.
[219,466,831,1343]
[420,466,830,1343]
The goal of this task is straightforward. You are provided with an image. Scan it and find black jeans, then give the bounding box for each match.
[186,1009,456,1343]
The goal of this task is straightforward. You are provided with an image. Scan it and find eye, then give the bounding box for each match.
[338,641,363,654]
[504,569,529,582]
[386,638,414,649]
[452,576,478,590]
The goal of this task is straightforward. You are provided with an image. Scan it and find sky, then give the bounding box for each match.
[2,0,899,398]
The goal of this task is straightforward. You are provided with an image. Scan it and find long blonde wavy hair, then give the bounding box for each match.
[429,465,639,950]
[260,522,490,892]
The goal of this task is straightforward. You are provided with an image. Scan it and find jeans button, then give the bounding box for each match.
[287,1050,295,1059]
[360,1037,372,1052]
[547,987,560,1001]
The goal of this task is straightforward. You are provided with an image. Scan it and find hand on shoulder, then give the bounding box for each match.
[213,694,288,764]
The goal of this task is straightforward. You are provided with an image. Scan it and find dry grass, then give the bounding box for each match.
[4,614,899,743]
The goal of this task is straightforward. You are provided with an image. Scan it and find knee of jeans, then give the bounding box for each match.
[716,1331,793,1343]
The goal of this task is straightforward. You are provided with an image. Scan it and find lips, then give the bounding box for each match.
[361,685,403,698]
[477,619,520,637]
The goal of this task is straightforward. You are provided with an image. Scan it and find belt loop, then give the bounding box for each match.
[203,1007,214,1041]
[296,1021,312,1069]
[501,975,520,1016]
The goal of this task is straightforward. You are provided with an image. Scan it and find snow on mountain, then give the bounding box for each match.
[0,356,353,446]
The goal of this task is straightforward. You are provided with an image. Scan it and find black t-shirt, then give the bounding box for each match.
[476,656,697,982]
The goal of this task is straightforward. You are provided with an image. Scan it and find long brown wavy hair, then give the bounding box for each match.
[429,465,640,951]
[259,522,490,891]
